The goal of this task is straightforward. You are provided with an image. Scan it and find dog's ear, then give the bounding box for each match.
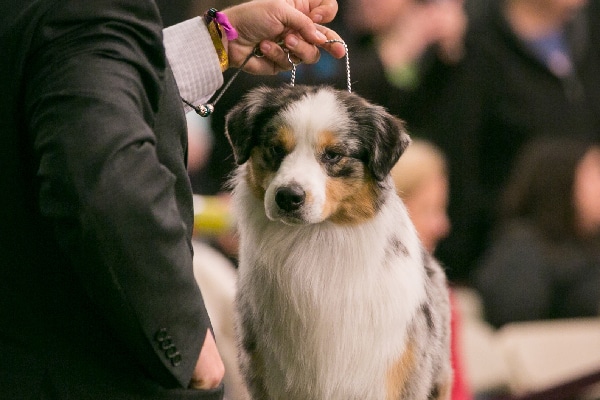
[224,99,258,165]
[367,110,411,181]
[224,87,272,165]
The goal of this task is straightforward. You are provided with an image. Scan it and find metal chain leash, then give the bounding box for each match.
[287,39,351,92]
[183,39,351,117]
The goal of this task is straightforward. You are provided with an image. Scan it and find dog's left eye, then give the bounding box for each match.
[322,150,343,164]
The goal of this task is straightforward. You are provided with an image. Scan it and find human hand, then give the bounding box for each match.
[427,0,467,63]
[223,0,346,74]
[189,329,225,390]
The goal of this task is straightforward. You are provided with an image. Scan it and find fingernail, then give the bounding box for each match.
[313,14,323,23]
[315,30,327,41]
[287,35,298,48]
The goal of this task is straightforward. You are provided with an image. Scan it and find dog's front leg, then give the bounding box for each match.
[236,294,271,399]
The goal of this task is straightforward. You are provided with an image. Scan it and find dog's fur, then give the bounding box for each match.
[225,85,452,400]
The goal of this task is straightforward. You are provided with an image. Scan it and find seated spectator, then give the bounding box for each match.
[475,137,600,328]
[391,139,473,400]
[425,0,600,284]
[341,0,467,126]
[391,138,451,254]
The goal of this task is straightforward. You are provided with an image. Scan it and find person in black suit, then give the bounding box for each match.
[0,0,344,398]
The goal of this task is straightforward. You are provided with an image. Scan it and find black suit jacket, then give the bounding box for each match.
[0,1,221,398]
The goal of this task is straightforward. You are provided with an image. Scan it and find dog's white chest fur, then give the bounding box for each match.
[234,179,426,400]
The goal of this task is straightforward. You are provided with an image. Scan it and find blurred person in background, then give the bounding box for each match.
[343,0,467,97]
[475,137,600,328]
[332,0,469,152]
[392,139,452,254]
[392,139,473,400]
[425,0,600,285]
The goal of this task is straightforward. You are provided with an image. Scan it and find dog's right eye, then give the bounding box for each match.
[267,145,286,161]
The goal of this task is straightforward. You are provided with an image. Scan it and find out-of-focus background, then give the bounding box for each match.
[157,1,600,399]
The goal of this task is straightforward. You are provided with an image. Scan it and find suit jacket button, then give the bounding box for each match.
[155,328,168,342]
[160,337,174,350]
[170,351,182,367]
[165,346,179,358]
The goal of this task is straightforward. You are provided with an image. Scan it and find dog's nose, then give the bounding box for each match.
[275,185,305,212]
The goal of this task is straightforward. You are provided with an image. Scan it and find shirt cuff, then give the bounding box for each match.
[163,17,224,114]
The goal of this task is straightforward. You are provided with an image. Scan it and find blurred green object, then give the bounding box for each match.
[193,195,234,236]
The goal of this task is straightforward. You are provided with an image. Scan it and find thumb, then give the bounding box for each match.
[307,0,338,23]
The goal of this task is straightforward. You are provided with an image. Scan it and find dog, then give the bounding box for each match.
[225,85,452,400]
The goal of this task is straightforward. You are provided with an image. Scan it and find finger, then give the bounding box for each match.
[278,7,329,47]
[307,0,338,23]
[315,25,347,59]
[283,34,320,64]
[261,41,296,70]
[243,41,292,75]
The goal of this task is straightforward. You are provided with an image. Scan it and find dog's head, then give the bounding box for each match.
[225,85,410,225]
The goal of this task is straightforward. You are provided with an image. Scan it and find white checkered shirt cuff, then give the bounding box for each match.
[163,17,224,114]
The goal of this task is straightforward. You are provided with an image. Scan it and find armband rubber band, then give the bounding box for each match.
[204,8,238,41]
[204,8,237,71]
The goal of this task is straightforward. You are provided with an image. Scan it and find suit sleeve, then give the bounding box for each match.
[24,0,209,388]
